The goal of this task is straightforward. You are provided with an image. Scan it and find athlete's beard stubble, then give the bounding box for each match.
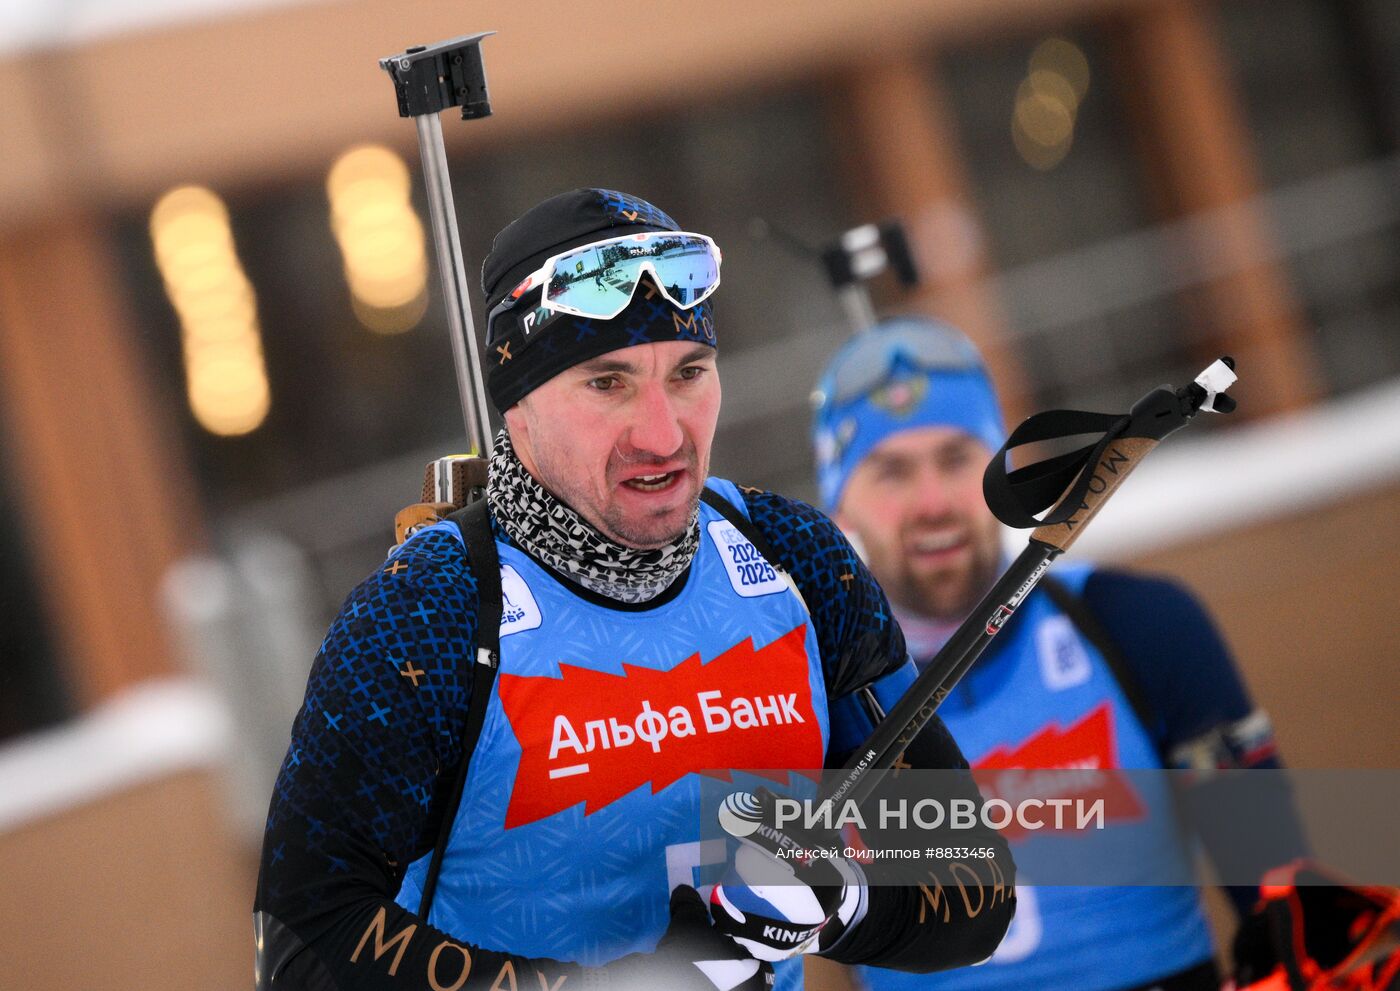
[601,444,704,548]
[876,517,1004,623]
[534,440,705,550]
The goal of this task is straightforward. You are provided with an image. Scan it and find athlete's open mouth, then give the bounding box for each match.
[622,471,680,493]
[910,532,965,553]
[905,530,971,564]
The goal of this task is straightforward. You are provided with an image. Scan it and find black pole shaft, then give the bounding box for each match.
[820,539,1059,807]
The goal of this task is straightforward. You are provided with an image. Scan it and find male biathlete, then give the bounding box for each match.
[812,317,1307,991]
[254,193,1014,991]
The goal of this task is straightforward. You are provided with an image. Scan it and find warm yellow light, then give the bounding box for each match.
[327,144,428,334]
[327,145,411,199]
[182,325,262,361]
[156,241,239,288]
[185,339,265,379]
[151,185,228,229]
[352,293,430,334]
[1026,70,1079,118]
[341,226,423,270]
[151,184,271,436]
[165,262,251,304]
[186,353,271,437]
[1015,81,1075,148]
[1012,38,1089,172]
[335,200,405,237]
[1012,85,1074,169]
[1030,37,1090,101]
[349,272,427,309]
[153,215,235,266]
[169,283,258,327]
[1012,116,1073,170]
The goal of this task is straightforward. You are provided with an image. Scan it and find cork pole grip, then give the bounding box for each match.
[1031,436,1158,552]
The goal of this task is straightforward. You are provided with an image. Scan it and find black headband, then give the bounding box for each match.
[485,282,716,412]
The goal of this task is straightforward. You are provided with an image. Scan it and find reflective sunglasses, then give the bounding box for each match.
[498,230,722,321]
[813,322,986,412]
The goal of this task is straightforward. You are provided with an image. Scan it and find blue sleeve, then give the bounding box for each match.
[826,662,918,764]
[253,525,583,988]
[262,523,478,895]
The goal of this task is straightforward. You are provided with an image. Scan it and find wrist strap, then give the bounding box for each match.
[982,409,1131,528]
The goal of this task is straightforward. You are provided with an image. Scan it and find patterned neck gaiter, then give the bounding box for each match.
[486,429,700,604]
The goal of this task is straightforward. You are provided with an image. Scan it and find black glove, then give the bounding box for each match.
[591,886,774,991]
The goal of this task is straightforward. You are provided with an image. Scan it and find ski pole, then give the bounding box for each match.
[825,357,1238,808]
[379,33,497,539]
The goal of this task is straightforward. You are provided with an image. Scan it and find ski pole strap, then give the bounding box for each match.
[982,408,1131,529]
[985,367,1238,553]
[418,499,501,919]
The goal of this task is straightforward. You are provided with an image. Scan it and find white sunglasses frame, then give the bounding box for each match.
[502,230,723,321]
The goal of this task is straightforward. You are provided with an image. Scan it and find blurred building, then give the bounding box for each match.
[0,0,1396,988]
